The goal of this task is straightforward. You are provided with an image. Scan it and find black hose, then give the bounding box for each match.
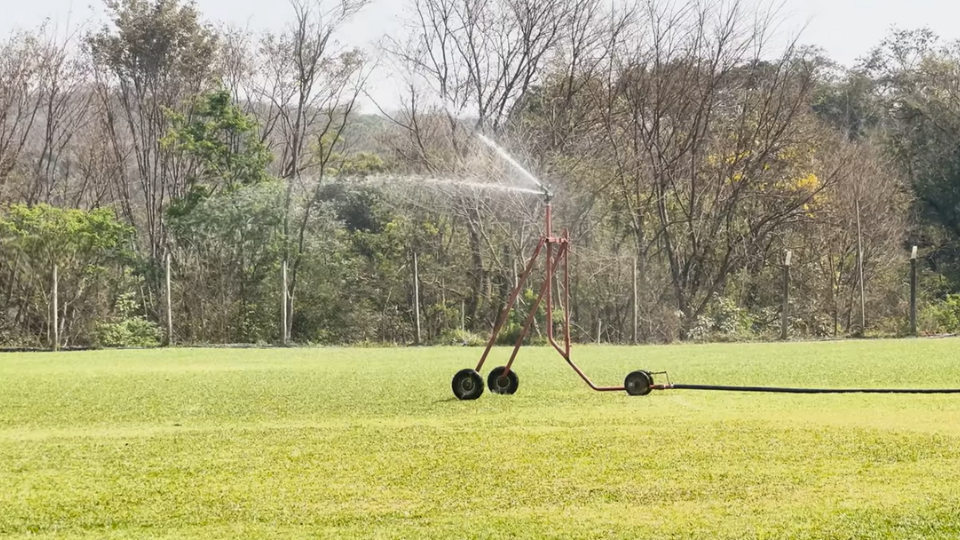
[667,384,960,394]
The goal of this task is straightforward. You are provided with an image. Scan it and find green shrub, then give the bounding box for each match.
[436,329,486,346]
[496,322,524,345]
[95,317,163,348]
[94,293,162,348]
[689,294,756,342]
[920,295,960,335]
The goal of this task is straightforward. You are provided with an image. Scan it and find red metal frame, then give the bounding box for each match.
[476,202,625,392]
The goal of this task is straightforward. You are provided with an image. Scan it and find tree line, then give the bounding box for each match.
[2,0,960,348]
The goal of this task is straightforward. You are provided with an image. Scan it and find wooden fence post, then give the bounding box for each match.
[910,246,918,337]
[413,252,421,345]
[781,250,791,341]
[52,264,59,352]
[281,259,288,345]
[856,197,866,334]
[165,253,173,346]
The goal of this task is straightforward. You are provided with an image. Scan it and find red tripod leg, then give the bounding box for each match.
[564,358,624,391]
[563,231,571,358]
[475,238,545,372]
[501,262,552,376]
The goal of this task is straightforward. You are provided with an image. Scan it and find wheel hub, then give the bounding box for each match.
[624,370,653,396]
[452,369,484,400]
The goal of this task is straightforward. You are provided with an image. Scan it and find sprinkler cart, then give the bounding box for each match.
[453,129,960,400]
[451,185,656,400]
[450,185,960,400]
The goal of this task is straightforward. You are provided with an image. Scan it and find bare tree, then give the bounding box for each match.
[251,0,370,338]
[0,29,47,199]
[23,27,94,205]
[88,0,219,260]
[799,144,909,336]
[587,0,829,336]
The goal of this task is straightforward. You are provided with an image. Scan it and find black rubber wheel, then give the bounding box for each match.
[487,366,520,395]
[452,369,484,400]
[624,370,653,396]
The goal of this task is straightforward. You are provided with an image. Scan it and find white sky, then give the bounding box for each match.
[2,0,958,112]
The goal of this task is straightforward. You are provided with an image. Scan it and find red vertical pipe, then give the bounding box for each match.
[564,230,571,357]
[545,202,553,342]
[547,244,569,358]
[545,202,553,238]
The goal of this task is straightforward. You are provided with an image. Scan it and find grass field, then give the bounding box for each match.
[2,340,960,539]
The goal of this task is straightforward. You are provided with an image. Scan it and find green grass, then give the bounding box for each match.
[2,340,960,539]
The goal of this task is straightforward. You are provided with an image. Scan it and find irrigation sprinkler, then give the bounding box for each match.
[451,185,654,400]
[450,126,960,400]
